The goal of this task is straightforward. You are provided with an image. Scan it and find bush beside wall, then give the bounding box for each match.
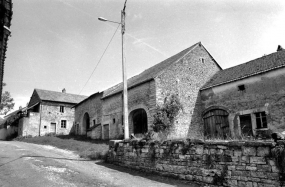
[107,139,285,187]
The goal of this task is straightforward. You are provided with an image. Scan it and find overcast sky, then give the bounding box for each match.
[3,0,285,113]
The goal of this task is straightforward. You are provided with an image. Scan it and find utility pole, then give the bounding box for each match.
[99,0,129,139]
[121,0,129,139]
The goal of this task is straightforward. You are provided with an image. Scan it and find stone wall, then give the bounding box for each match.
[107,139,284,187]
[18,112,40,137]
[102,80,156,139]
[155,44,221,139]
[201,67,285,137]
[40,101,75,135]
[74,92,103,138]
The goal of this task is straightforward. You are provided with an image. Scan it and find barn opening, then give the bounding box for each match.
[203,108,230,139]
[130,109,148,134]
[83,112,90,135]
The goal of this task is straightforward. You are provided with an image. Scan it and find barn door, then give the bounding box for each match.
[203,109,229,139]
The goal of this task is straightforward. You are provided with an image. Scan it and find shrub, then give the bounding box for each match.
[272,144,285,181]
[152,94,183,134]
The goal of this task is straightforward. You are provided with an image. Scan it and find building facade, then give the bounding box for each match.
[200,47,285,139]
[18,89,86,137]
[75,42,221,140]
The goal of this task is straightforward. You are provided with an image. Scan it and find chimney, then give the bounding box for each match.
[62,88,66,93]
[277,45,284,52]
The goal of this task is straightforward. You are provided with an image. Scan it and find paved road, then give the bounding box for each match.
[0,141,200,187]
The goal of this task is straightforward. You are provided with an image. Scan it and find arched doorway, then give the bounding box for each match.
[130,109,148,134]
[83,113,90,135]
[203,108,229,139]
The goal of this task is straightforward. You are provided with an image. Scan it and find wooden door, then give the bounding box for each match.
[203,109,229,139]
[50,123,56,133]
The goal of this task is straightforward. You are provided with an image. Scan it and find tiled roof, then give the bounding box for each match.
[72,92,102,108]
[35,89,87,104]
[102,42,201,98]
[201,50,285,90]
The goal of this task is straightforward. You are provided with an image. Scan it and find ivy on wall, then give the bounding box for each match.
[152,94,183,134]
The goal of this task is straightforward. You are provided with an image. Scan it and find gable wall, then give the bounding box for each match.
[155,44,221,139]
[201,67,285,137]
[102,80,156,139]
[74,93,103,139]
[28,91,41,107]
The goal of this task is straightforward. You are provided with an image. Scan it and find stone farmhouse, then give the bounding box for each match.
[18,88,87,137]
[201,45,285,139]
[74,42,222,140]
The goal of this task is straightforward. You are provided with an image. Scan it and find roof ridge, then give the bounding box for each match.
[221,50,282,72]
[201,49,285,90]
[153,42,201,78]
[102,42,201,98]
[35,88,87,97]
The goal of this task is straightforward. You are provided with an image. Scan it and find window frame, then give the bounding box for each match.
[60,106,64,113]
[61,120,67,128]
[255,112,267,129]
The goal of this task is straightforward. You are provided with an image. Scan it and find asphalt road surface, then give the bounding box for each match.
[0,141,200,187]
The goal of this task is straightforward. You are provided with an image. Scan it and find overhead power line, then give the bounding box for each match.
[79,24,120,95]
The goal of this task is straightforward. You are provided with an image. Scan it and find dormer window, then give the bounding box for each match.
[200,57,205,63]
[238,84,245,92]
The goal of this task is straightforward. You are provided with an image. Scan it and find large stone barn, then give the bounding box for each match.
[74,42,221,139]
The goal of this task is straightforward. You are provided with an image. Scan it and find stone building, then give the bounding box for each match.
[0,0,12,140]
[73,92,103,138]
[18,88,87,137]
[201,46,285,138]
[75,42,221,139]
[0,0,12,101]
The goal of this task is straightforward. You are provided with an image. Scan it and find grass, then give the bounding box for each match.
[14,135,109,160]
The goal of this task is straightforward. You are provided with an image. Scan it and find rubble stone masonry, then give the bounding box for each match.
[107,139,284,187]
[201,67,285,136]
[102,80,156,139]
[156,44,221,139]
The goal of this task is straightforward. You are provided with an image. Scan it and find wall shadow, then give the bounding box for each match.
[187,92,204,139]
[0,155,91,167]
[96,161,201,187]
[55,135,109,145]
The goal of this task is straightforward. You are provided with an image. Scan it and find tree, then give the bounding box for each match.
[0,83,15,115]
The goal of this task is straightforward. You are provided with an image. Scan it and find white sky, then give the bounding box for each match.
[3,0,285,114]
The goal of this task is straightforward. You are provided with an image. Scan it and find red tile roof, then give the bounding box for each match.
[201,50,285,90]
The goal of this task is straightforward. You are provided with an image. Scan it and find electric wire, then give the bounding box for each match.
[79,24,120,94]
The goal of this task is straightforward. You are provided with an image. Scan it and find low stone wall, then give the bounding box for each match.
[107,139,285,187]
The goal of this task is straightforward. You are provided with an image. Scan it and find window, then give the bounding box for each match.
[200,57,205,63]
[238,85,245,92]
[60,106,64,113]
[93,119,96,126]
[113,118,116,124]
[255,112,267,129]
[44,126,47,129]
[61,120,67,128]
